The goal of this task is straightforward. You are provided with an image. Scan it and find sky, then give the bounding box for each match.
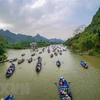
[0,0,100,40]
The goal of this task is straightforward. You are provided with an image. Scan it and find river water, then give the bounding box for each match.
[0,46,100,100]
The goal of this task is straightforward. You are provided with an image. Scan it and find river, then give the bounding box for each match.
[0,46,100,100]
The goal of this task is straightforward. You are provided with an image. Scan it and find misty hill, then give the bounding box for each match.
[49,38,64,43]
[0,29,64,43]
[33,34,49,42]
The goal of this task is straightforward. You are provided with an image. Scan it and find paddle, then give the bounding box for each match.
[54,81,71,85]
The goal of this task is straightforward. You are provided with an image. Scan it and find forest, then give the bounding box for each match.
[64,8,100,56]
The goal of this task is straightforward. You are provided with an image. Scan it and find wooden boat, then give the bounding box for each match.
[48,50,50,53]
[36,62,42,72]
[59,52,62,55]
[54,52,58,56]
[37,57,42,63]
[39,52,42,54]
[50,54,53,58]
[21,53,25,56]
[9,58,17,63]
[5,64,15,78]
[28,58,33,63]
[80,61,88,68]
[57,50,59,52]
[56,60,61,67]
[18,58,25,64]
[31,53,35,56]
[5,95,13,100]
[58,77,72,100]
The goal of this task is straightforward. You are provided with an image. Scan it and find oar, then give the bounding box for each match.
[54,81,71,85]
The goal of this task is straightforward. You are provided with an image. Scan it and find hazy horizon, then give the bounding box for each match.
[0,0,100,40]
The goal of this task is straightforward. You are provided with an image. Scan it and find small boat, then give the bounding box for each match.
[59,52,62,55]
[50,54,53,58]
[9,58,17,63]
[63,49,67,51]
[59,77,72,100]
[36,49,39,52]
[5,64,15,78]
[28,58,33,63]
[18,58,25,64]
[42,48,45,52]
[31,53,35,56]
[80,61,88,68]
[38,57,42,64]
[39,52,42,54]
[36,63,42,72]
[54,52,58,56]
[5,95,13,100]
[57,50,59,52]
[56,60,61,67]
[48,51,50,53]
[21,53,25,56]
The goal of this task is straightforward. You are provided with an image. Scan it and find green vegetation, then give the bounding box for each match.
[64,7,100,56]
[37,41,50,47]
[0,36,8,61]
[7,40,32,49]
[7,40,50,49]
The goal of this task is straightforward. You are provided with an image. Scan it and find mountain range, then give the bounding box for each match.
[0,29,64,43]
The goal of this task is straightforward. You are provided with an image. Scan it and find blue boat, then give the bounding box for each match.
[36,62,42,72]
[56,60,61,67]
[5,64,15,78]
[80,61,88,68]
[58,77,72,100]
[5,95,13,100]
[37,57,42,64]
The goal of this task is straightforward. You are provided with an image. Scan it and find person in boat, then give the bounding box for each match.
[64,88,68,94]
[38,63,41,67]
[67,89,71,97]
[9,66,14,71]
[66,96,71,100]
[38,66,40,70]
[36,63,41,71]
[30,58,32,60]
[22,58,24,61]
[12,63,14,66]
[57,60,60,65]
[51,54,53,57]
[38,57,42,63]
[59,81,63,86]
[84,62,86,66]
[7,69,12,74]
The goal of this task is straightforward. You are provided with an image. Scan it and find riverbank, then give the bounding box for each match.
[67,47,100,57]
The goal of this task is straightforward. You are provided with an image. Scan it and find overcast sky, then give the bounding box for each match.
[0,0,100,40]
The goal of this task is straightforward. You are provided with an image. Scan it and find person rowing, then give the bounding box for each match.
[7,69,12,74]
[38,56,42,63]
[56,60,61,66]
